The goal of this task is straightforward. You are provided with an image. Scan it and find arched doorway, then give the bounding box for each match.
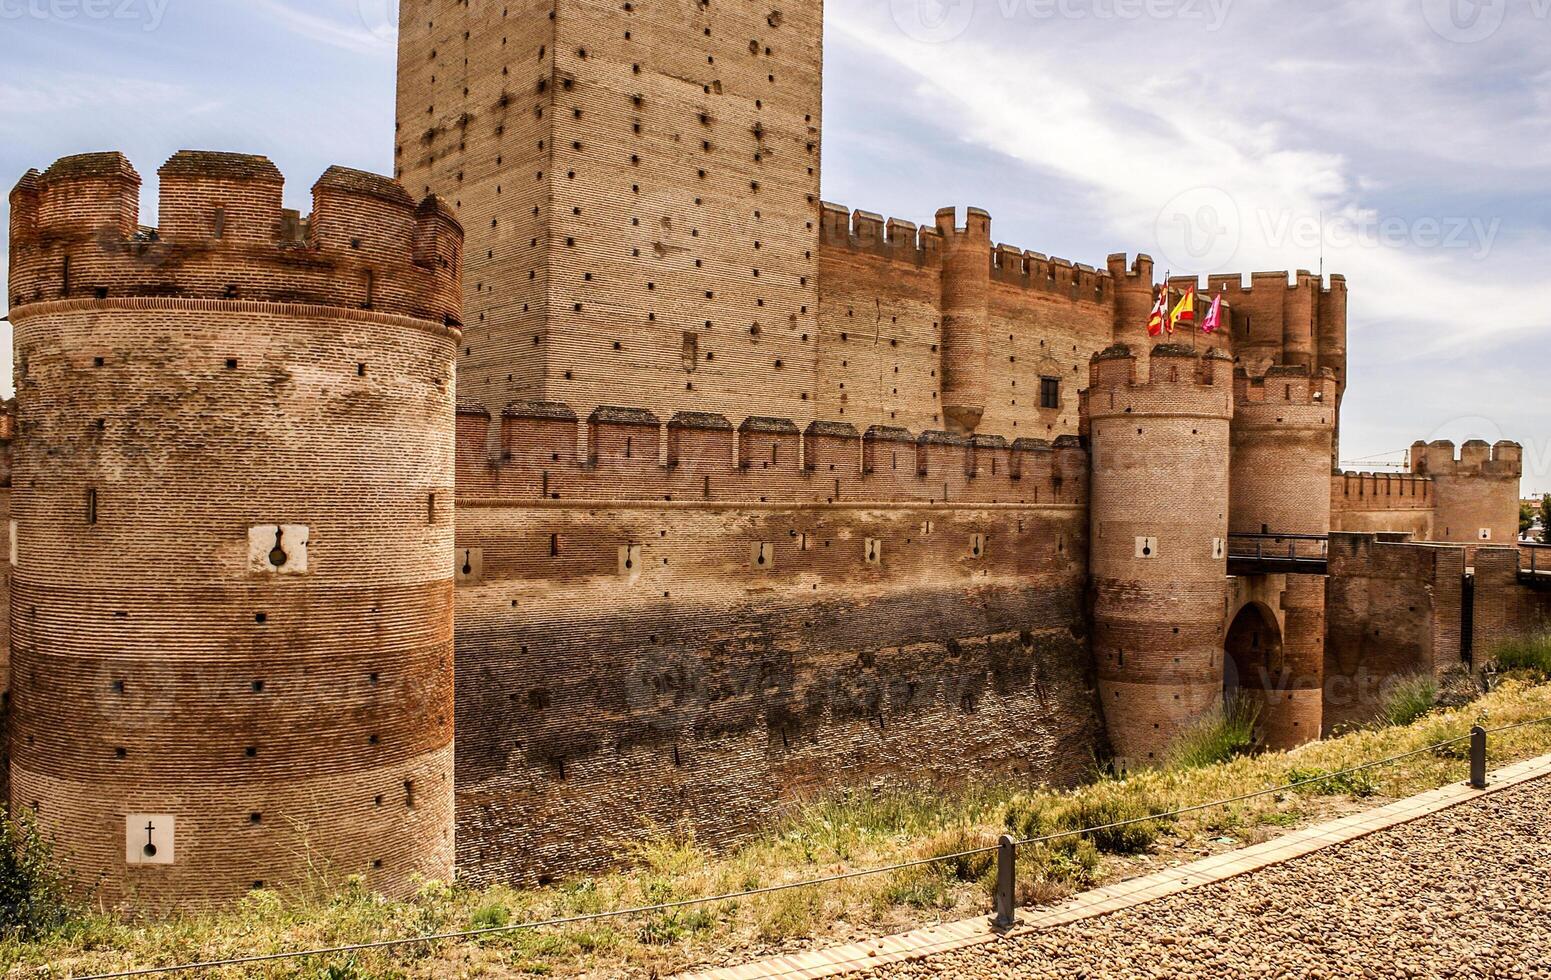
[1224,602,1284,705]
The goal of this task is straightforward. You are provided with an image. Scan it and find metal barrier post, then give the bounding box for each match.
[1470,726,1488,790]
[994,835,1016,929]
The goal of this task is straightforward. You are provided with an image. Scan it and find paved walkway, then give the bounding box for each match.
[680,752,1551,979]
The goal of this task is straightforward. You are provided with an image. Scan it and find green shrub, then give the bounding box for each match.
[1380,673,1438,728]
[1285,766,1379,798]
[1166,696,1262,770]
[1493,634,1551,677]
[0,810,76,940]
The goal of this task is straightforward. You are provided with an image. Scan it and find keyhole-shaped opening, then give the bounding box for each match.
[1143,545,1153,557]
[868,545,877,562]
[268,527,288,569]
[757,547,767,566]
[461,550,472,576]
[143,843,157,858]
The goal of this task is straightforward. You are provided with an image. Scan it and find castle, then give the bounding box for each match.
[2,0,1545,909]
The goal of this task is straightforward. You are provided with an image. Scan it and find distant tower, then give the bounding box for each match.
[395,0,825,423]
[936,207,992,434]
[1230,365,1339,748]
[1083,343,1235,766]
[1106,253,1156,344]
[7,151,463,908]
[1413,439,1524,555]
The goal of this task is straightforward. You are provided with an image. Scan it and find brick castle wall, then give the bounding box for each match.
[1229,365,1338,748]
[1083,344,1235,767]
[396,0,824,426]
[452,404,1101,884]
[1470,548,1551,658]
[1414,440,1523,559]
[6,152,462,909]
[1323,533,1464,733]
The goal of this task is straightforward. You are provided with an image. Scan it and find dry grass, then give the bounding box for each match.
[9,678,1551,980]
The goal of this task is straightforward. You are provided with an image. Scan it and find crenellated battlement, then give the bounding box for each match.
[1202,269,1349,296]
[456,402,1087,507]
[1333,470,1434,510]
[1411,439,1523,479]
[1079,344,1234,412]
[9,151,463,328]
[818,201,1114,304]
[1233,365,1340,412]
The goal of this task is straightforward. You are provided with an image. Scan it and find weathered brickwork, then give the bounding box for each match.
[1413,440,1523,560]
[1082,344,1235,767]
[1323,533,1464,733]
[1470,548,1551,657]
[4,0,1537,914]
[6,153,462,909]
[1229,366,1337,748]
[396,0,824,426]
[452,403,1100,882]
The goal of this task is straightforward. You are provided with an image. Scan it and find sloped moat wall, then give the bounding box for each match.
[450,502,1104,887]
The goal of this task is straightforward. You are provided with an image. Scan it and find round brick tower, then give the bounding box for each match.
[1414,439,1524,555]
[6,151,463,908]
[1106,253,1156,345]
[1229,365,1338,748]
[1083,343,1234,768]
[935,207,991,435]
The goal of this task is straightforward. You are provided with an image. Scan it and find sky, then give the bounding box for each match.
[1,0,1547,493]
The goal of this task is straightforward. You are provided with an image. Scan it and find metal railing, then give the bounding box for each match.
[1226,532,1330,563]
[1523,543,1551,578]
[76,716,1551,980]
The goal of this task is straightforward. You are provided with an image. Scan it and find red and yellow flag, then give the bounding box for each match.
[1146,286,1167,337]
[1169,284,1197,332]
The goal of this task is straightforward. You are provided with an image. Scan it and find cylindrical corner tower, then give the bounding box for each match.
[7,151,463,909]
[1084,343,1234,767]
[1106,253,1155,344]
[1420,439,1524,555]
[936,207,991,435]
[1230,365,1338,748]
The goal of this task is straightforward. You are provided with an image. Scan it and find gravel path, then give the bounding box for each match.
[871,777,1551,979]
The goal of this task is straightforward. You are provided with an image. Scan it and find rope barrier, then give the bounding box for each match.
[71,714,1551,980]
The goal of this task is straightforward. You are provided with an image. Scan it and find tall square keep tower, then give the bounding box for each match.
[396,0,825,421]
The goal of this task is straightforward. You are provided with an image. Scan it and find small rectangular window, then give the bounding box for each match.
[1040,377,1061,410]
[62,256,72,298]
[86,488,97,525]
[427,492,437,524]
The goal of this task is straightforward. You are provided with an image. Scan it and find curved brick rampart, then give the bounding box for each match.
[9,151,463,327]
[1413,439,1523,551]
[1230,364,1338,749]
[7,189,460,908]
[1083,343,1233,766]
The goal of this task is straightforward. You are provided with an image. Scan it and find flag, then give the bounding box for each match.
[1146,286,1167,337]
[1201,289,1223,334]
[1169,284,1197,332]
